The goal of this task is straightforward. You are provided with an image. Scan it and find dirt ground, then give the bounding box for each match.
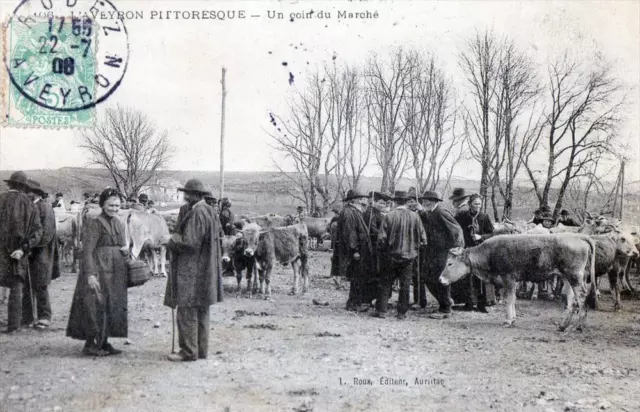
[1,249,640,412]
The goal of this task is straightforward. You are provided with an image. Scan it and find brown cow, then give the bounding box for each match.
[254,224,309,297]
[439,234,596,331]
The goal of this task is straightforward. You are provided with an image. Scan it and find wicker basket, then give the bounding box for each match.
[127,260,151,288]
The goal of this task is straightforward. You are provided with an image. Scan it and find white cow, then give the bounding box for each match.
[125,210,170,277]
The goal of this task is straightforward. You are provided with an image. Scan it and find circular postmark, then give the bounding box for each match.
[5,0,129,113]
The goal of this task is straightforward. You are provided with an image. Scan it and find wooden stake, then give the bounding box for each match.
[620,160,625,220]
[220,67,227,199]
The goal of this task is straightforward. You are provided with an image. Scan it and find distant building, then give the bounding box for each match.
[140,177,182,202]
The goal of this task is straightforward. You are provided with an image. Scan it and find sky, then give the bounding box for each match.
[0,0,638,183]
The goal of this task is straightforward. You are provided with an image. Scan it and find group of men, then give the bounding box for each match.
[333,186,499,320]
[0,171,59,333]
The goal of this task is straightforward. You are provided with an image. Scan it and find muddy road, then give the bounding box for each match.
[1,250,640,412]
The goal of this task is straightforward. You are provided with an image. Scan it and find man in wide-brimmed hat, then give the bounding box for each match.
[416,190,464,319]
[362,191,391,305]
[0,171,43,333]
[23,180,59,329]
[335,189,374,311]
[219,197,235,236]
[449,188,470,214]
[373,190,426,320]
[52,192,65,210]
[165,179,223,362]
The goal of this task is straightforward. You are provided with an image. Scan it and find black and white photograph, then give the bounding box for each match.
[0,0,639,411]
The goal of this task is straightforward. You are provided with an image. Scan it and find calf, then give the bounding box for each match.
[227,223,262,295]
[586,232,639,311]
[220,235,237,276]
[439,234,596,331]
[254,224,309,297]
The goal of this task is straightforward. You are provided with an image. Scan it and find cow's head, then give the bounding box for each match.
[609,231,640,258]
[220,235,237,264]
[439,248,471,285]
[240,223,261,257]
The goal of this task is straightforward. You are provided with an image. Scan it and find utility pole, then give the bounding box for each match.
[220,67,227,199]
[620,160,625,220]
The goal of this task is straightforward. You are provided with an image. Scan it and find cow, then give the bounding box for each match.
[585,232,639,311]
[254,223,309,297]
[251,214,290,229]
[300,217,331,249]
[439,234,596,331]
[220,227,260,296]
[220,234,238,276]
[54,209,79,272]
[125,210,171,277]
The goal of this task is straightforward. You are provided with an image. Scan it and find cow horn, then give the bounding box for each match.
[449,247,464,256]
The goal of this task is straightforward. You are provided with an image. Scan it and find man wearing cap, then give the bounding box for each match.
[558,209,579,227]
[336,189,373,311]
[362,191,390,306]
[0,171,43,333]
[219,198,235,236]
[164,179,223,362]
[374,190,426,319]
[23,180,59,329]
[52,192,65,210]
[417,190,464,319]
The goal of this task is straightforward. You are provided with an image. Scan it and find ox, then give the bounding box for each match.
[254,223,309,297]
[439,234,596,331]
[126,210,171,277]
[54,209,79,272]
[586,232,639,311]
[300,217,331,249]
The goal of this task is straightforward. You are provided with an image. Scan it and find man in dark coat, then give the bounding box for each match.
[165,179,223,362]
[558,209,579,227]
[374,191,426,319]
[417,190,464,319]
[0,171,43,333]
[362,191,390,305]
[219,198,235,235]
[449,188,470,214]
[335,189,373,311]
[23,180,59,329]
[453,193,495,312]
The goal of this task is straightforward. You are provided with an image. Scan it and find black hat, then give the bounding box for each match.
[4,171,28,186]
[138,193,149,201]
[560,209,569,216]
[178,179,207,194]
[55,192,63,197]
[148,200,155,206]
[393,190,409,201]
[368,191,391,202]
[449,188,470,201]
[27,179,45,196]
[342,189,368,202]
[420,190,443,202]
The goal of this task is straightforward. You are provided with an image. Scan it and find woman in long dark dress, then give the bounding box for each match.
[66,188,129,356]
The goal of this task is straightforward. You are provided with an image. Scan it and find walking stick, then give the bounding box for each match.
[168,251,176,354]
[17,259,38,328]
[415,190,421,308]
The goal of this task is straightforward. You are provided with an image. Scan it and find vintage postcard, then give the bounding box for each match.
[0,0,639,411]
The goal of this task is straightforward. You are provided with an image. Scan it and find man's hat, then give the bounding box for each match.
[55,192,63,197]
[27,179,45,196]
[560,209,569,216]
[449,188,470,201]
[342,189,368,202]
[138,193,149,201]
[147,200,155,206]
[4,171,28,186]
[178,179,207,194]
[369,191,391,202]
[420,190,443,202]
[393,190,409,201]
[203,191,216,201]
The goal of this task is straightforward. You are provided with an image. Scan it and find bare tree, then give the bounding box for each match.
[365,48,417,193]
[78,105,172,198]
[459,30,503,209]
[403,53,466,193]
[524,53,624,217]
[490,40,543,220]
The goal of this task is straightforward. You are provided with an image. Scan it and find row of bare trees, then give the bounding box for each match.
[269,49,466,214]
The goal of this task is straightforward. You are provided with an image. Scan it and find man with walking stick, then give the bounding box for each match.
[164,179,223,362]
[0,171,43,334]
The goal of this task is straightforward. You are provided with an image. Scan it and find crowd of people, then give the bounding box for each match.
[331,187,581,320]
[0,172,224,362]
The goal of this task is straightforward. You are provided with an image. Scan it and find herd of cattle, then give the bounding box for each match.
[2,204,640,332]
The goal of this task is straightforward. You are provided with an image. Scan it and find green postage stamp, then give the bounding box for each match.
[3,15,97,127]
[2,0,130,128]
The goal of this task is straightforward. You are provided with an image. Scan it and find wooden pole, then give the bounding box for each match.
[220,67,227,199]
[620,160,625,220]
